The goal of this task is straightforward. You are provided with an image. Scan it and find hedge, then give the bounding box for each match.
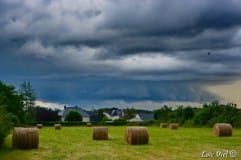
[0,110,15,146]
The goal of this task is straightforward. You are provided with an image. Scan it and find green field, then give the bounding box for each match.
[0,126,240,160]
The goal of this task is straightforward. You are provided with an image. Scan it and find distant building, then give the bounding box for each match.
[128,112,154,122]
[103,108,124,121]
[59,106,101,122]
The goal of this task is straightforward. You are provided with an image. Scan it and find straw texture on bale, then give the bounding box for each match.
[54,124,61,130]
[213,123,232,137]
[124,127,149,145]
[12,127,39,149]
[169,123,178,129]
[160,123,168,128]
[92,127,108,140]
[36,124,43,129]
[87,123,92,127]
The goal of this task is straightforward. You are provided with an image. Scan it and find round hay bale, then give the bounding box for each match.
[169,123,178,130]
[92,127,108,140]
[54,124,61,130]
[160,123,168,128]
[213,123,232,137]
[12,127,39,149]
[87,123,92,127]
[36,124,43,129]
[124,127,149,145]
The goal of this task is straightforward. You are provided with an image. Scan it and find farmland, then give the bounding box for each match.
[0,126,241,160]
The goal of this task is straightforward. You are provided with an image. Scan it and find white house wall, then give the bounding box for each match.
[82,117,90,122]
[128,117,143,122]
[103,112,112,119]
[103,112,121,121]
[135,114,141,119]
[111,116,120,120]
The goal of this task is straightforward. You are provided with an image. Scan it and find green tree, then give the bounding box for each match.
[123,108,136,120]
[65,110,83,122]
[175,106,195,125]
[97,109,104,118]
[154,105,172,122]
[0,81,24,122]
[19,82,37,123]
[0,108,17,146]
[19,81,37,111]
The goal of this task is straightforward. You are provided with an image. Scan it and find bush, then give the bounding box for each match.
[112,119,127,126]
[0,109,15,146]
[64,110,83,122]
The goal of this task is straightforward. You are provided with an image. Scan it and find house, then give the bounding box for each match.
[103,108,124,121]
[59,106,102,122]
[59,106,90,122]
[128,112,154,122]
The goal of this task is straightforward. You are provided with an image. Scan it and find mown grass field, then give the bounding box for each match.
[0,126,241,160]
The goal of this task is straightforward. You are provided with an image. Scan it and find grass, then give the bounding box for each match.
[0,126,241,160]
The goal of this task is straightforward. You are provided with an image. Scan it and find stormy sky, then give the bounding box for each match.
[1,0,241,109]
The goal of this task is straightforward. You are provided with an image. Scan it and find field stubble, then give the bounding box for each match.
[0,126,241,160]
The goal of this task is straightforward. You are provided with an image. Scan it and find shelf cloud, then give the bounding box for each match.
[1,0,241,107]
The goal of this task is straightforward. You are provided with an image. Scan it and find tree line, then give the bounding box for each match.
[153,101,241,127]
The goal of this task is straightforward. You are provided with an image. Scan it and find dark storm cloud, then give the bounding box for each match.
[1,0,241,106]
[21,78,218,104]
[102,0,241,40]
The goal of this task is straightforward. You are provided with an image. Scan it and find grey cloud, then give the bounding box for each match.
[1,0,241,106]
[104,0,241,33]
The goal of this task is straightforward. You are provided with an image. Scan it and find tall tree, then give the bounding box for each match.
[0,81,24,122]
[19,82,37,111]
[0,81,24,146]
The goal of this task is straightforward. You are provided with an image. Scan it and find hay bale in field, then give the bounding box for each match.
[124,127,149,145]
[213,123,232,137]
[169,123,178,130]
[36,124,43,129]
[12,127,39,149]
[86,123,92,127]
[92,127,108,140]
[160,123,168,128]
[54,124,61,130]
